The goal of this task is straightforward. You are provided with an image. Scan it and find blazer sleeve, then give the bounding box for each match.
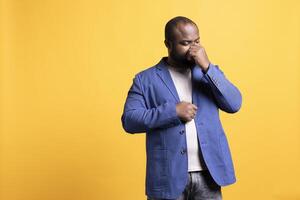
[121,74,182,134]
[193,63,242,113]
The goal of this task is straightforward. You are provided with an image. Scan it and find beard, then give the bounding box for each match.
[170,50,195,68]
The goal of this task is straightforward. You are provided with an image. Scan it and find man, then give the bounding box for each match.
[121,16,242,200]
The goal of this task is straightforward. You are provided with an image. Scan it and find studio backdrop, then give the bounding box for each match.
[1,0,300,199]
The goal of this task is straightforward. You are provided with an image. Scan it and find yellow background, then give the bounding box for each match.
[1,0,300,199]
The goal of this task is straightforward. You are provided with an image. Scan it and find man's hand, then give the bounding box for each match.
[186,43,210,72]
[176,101,198,122]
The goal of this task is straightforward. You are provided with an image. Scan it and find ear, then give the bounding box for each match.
[164,40,170,49]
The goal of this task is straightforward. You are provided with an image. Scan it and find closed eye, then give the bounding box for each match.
[181,41,191,46]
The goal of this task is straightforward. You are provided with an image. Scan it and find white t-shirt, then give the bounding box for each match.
[168,66,206,172]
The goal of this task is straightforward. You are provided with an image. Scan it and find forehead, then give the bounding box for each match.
[173,23,199,40]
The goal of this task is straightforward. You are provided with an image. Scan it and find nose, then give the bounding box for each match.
[188,42,196,49]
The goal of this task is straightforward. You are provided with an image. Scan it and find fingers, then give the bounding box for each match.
[187,110,197,121]
[186,102,197,110]
[187,46,200,58]
[188,103,197,119]
[188,44,203,52]
[182,101,197,109]
[186,108,196,115]
[178,102,198,122]
[191,103,198,110]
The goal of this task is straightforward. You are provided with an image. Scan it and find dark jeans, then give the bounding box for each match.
[147,170,222,200]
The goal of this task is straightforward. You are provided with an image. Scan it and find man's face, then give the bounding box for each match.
[167,23,200,68]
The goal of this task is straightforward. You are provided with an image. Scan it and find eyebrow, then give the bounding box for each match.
[181,37,200,42]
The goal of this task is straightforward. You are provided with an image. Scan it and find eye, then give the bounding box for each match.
[181,41,190,46]
[195,40,200,44]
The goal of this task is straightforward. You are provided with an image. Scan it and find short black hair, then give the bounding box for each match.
[164,16,197,42]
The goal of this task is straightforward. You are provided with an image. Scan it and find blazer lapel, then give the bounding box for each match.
[155,57,180,103]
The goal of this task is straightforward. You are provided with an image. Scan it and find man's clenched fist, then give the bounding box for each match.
[176,101,198,122]
[186,43,210,72]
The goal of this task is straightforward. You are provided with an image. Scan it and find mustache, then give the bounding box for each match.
[172,53,195,66]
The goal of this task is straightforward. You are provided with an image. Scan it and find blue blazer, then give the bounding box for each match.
[121,57,242,199]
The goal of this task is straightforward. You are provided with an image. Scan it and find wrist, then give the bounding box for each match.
[201,62,210,73]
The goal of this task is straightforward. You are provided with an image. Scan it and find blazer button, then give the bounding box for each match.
[179,130,185,135]
[181,148,186,155]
